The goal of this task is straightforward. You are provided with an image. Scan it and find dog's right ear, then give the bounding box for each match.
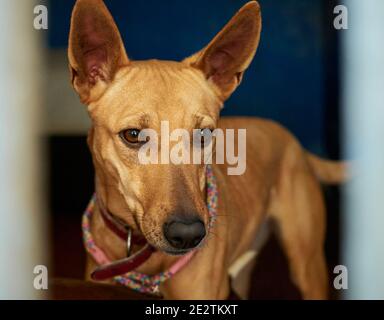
[68,0,129,104]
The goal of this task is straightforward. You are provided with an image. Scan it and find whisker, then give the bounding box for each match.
[208,230,224,242]
[215,213,237,218]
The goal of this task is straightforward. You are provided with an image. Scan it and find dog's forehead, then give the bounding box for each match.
[92,60,221,124]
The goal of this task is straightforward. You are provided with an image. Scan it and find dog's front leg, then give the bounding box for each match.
[84,256,96,281]
[160,250,231,300]
[161,272,230,300]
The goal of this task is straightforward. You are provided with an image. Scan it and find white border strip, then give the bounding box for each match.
[342,0,384,299]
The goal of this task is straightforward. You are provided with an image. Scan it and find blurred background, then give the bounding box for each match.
[1,0,383,299]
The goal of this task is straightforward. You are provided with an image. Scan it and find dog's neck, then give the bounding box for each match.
[93,172,142,231]
[91,177,179,275]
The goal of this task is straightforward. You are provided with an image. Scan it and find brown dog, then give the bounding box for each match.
[68,0,346,299]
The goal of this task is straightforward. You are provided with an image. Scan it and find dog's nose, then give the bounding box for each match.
[164,217,206,250]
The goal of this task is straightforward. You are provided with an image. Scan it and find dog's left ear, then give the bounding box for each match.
[183,1,261,101]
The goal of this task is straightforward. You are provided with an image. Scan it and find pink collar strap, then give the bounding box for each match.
[82,165,218,295]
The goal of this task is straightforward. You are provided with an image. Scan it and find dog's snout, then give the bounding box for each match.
[164,217,206,250]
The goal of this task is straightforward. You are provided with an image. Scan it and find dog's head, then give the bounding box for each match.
[68,0,261,254]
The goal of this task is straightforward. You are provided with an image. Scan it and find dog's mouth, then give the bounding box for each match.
[145,234,206,256]
[163,248,193,256]
[143,229,208,257]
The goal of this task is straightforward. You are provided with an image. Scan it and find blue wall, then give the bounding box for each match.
[48,0,330,155]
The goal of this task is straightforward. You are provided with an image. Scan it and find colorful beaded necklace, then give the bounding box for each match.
[82,165,218,295]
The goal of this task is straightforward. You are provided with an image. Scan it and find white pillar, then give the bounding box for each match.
[0,1,46,299]
[342,0,384,299]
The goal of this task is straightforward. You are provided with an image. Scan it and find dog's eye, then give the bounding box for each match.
[120,129,141,144]
[197,128,213,148]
